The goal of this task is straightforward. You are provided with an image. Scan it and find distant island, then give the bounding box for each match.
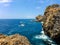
[36,4,60,45]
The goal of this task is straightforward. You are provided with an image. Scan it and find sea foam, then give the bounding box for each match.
[34,30,57,45]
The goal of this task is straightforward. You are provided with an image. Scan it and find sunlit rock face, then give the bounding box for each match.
[0,34,31,45]
[43,4,60,37]
[36,15,43,22]
[36,4,60,44]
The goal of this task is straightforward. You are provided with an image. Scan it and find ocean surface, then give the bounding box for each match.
[0,19,57,45]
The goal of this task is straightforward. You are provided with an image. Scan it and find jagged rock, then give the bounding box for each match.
[36,15,43,22]
[0,34,31,45]
[0,34,7,39]
[36,4,60,44]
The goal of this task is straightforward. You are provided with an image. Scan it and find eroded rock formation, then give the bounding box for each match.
[0,34,31,45]
[36,4,60,44]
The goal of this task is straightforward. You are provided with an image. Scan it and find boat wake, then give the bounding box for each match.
[20,23,25,26]
[19,22,25,27]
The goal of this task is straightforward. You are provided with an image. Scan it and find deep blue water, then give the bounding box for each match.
[0,19,56,45]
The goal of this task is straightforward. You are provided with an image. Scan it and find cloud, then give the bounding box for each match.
[0,0,12,7]
[4,3,10,6]
[39,0,44,3]
[36,6,41,10]
[37,0,49,4]
[0,0,12,3]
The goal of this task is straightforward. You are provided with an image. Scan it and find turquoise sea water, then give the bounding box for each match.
[0,19,57,45]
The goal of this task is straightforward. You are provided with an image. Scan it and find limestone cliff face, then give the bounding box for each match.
[36,4,60,44]
[0,34,31,45]
[36,15,43,22]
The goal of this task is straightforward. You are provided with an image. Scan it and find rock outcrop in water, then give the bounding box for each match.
[36,4,60,44]
[0,34,31,45]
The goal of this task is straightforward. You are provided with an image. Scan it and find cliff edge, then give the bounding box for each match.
[36,4,60,44]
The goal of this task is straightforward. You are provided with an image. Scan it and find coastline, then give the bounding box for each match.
[0,34,31,45]
[36,4,60,45]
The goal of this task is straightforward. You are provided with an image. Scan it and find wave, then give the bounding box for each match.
[33,30,57,45]
[20,24,25,26]
[19,22,25,27]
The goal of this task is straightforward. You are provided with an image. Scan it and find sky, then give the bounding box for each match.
[0,0,60,19]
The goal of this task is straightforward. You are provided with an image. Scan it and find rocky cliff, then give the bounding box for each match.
[0,34,31,45]
[36,4,60,44]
